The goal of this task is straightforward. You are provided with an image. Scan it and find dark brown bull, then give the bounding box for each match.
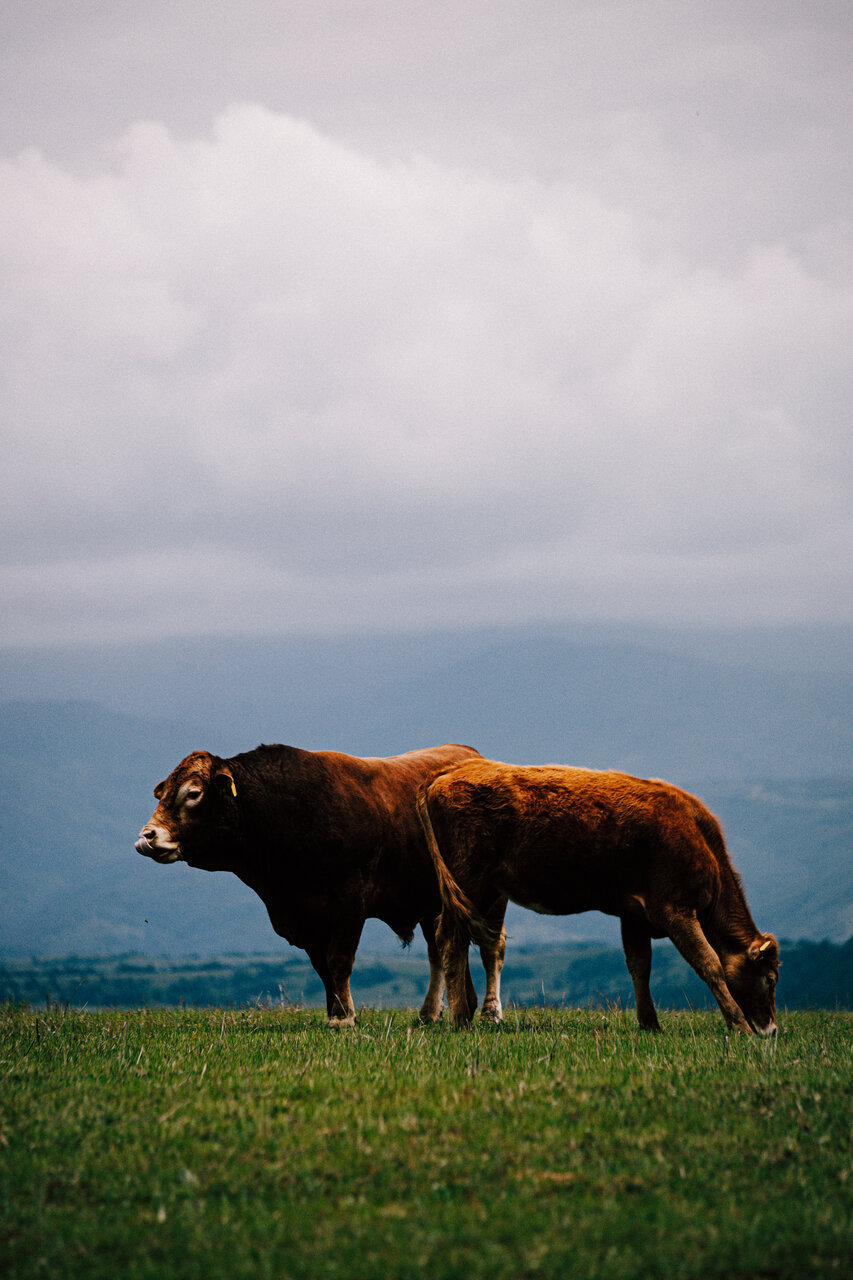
[417,758,779,1034]
[136,742,507,1026]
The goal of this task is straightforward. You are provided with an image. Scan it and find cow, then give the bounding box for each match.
[135,742,507,1027]
[417,758,779,1035]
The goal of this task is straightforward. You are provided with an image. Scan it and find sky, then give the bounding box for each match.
[1,1,852,649]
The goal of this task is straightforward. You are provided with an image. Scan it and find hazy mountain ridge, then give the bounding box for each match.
[1,628,851,958]
[2,623,853,772]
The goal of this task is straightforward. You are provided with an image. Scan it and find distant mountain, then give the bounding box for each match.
[0,693,850,958]
[0,700,273,957]
[2,623,852,777]
[351,635,853,783]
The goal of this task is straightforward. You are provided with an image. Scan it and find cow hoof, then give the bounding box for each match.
[327,1015,356,1030]
[416,1009,442,1025]
[480,1001,503,1023]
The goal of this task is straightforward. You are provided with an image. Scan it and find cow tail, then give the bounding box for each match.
[417,782,496,947]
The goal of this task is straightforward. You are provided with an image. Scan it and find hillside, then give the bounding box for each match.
[0,692,850,958]
[0,701,270,957]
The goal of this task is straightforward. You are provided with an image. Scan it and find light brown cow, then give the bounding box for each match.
[417,759,779,1034]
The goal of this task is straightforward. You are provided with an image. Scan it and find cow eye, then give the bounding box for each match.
[184,787,203,806]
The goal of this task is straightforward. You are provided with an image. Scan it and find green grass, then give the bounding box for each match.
[1,1005,851,1280]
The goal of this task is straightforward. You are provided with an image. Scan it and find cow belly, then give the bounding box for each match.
[493,843,639,919]
[509,885,602,917]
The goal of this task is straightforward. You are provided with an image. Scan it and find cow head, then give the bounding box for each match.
[135,751,238,868]
[724,933,780,1036]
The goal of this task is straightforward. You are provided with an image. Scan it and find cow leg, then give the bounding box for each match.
[479,900,507,1022]
[663,910,752,1034]
[435,908,476,1028]
[325,970,356,1028]
[305,948,340,1023]
[464,956,479,1019]
[419,917,481,1023]
[418,919,447,1024]
[620,915,660,1032]
[307,929,361,1029]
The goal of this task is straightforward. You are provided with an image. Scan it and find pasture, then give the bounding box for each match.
[1,1004,850,1279]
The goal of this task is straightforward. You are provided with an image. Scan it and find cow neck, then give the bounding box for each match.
[225,746,328,865]
[228,742,310,781]
[703,860,760,955]
[226,745,311,808]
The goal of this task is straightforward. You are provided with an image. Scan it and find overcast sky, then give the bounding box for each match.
[2,1,851,648]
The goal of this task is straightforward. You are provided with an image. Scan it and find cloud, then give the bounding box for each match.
[1,100,852,643]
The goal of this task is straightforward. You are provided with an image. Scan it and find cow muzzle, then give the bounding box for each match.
[135,827,182,863]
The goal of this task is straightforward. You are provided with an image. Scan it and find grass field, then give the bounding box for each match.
[1,1004,851,1279]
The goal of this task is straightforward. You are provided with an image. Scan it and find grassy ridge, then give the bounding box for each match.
[1,1006,851,1279]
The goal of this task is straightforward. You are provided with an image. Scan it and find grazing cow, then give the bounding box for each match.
[417,759,779,1035]
[136,742,507,1026]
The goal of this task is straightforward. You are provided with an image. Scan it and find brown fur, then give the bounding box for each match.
[417,759,779,1034]
[136,742,507,1027]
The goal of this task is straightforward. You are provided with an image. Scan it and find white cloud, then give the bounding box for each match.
[1,95,852,644]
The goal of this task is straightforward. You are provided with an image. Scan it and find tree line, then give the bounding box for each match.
[1,937,850,1013]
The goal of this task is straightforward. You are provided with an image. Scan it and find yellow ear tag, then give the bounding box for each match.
[230,781,238,798]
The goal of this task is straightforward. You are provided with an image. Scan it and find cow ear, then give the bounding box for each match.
[749,935,777,962]
[154,780,166,800]
[213,765,238,799]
